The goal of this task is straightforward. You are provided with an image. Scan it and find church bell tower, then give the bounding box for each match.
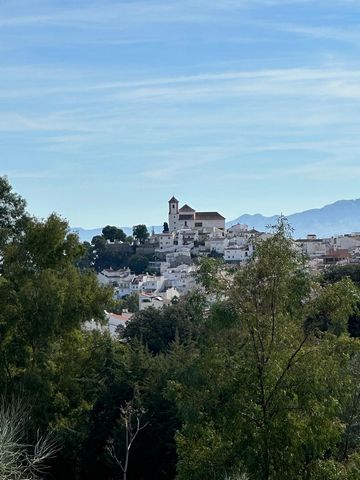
[168,196,179,232]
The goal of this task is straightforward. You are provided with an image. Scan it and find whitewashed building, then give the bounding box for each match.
[168,196,225,232]
[224,244,254,263]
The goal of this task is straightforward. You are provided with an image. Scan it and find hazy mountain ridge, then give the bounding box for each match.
[227,199,360,238]
[72,199,360,242]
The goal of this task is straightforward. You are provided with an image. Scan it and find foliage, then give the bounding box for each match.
[89,233,133,272]
[121,292,206,354]
[0,176,27,250]
[323,264,360,288]
[115,293,139,314]
[102,225,127,243]
[132,224,149,244]
[128,254,149,274]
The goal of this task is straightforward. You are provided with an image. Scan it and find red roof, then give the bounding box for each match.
[195,212,225,220]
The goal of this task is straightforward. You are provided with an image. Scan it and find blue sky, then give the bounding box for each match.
[1,0,360,227]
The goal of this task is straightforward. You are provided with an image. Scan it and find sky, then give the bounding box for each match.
[1,0,360,228]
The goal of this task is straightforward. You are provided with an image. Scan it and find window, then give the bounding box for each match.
[195,222,202,227]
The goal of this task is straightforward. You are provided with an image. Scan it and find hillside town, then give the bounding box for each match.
[96,196,360,333]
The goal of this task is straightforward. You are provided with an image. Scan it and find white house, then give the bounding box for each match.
[139,288,180,310]
[224,244,254,263]
[154,232,175,250]
[296,235,328,258]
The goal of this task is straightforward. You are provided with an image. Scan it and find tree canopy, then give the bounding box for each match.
[132,224,149,244]
[102,225,127,243]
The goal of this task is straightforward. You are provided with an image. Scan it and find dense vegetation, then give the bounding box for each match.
[1,176,360,479]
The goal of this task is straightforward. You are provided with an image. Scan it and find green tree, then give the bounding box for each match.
[126,293,139,313]
[132,225,149,244]
[0,176,27,250]
[128,254,149,274]
[91,234,132,272]
[0,213,113,428]
[102,225,127,243]
[122,293,205,354]
[323,264,360,288]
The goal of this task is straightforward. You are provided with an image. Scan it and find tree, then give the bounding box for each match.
[92,234,107,251]
[323,264,360,288]
[122,293,205,354]
[128,254,149,274]
[102,225,127,243]
[0,176,27,250]
[172,220,360,480]
[132,225,149,244]
[0,213,113,429]
[106,395,148,480]
[90,234,133,272]
[126,293,139,313]
[163,222,169,233]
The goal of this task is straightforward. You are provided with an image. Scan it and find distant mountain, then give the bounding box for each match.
[227,199,360,239]
[71,225,162,242]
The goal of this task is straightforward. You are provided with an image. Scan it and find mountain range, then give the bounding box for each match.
[72,199,360,242]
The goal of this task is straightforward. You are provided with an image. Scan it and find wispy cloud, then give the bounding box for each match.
[0,0,349,30]
[277,23,360,43]
[4,66,360,102]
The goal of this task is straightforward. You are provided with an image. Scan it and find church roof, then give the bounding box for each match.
[195,212,225,220]
[168,196,179,203]
[179,204,195,213]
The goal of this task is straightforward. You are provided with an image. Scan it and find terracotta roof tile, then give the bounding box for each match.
[195,212,225,220]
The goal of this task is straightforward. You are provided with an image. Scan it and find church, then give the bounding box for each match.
[168,196,225,232]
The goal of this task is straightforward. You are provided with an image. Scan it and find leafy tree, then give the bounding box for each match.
[132,225,149,244]
[323,264,360,288]
[90,234,133,272]
[0,213,113,430]
[122,293,205,354]
[0,176,27,250]
[102,225,127,243]
[128,254,149,274]
[172,220,360,480]
[91,234,107,251]
[125,293,139,313]
[163,222,169,233]
[81,339,196,480]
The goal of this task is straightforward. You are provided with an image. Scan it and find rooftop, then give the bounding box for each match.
[179,204,195,213]
[195,212,225,220]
